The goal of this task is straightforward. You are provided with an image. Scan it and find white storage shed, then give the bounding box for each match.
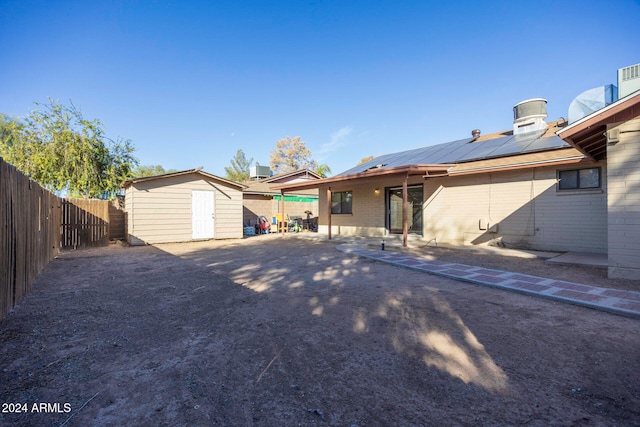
[122,168,245,245]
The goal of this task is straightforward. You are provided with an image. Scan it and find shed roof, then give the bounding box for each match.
[121,168,246,190]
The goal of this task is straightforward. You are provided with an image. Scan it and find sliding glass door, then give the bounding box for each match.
[388,185,423,234]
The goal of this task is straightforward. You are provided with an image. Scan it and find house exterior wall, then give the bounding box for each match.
[318,178,423,237]
[423,165,607,252]
[318,162,608,253]
[125,173,243,245]
[607,118,640,279]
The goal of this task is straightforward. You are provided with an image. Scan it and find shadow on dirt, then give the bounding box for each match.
[1,235,639,426]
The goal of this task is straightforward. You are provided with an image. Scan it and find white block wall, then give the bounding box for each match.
[607,118,640,279]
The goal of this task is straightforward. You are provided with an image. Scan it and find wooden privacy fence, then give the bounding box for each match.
[62,199,109,248]
[1,158,128,320]
[108,198,126,241]
[1,158,62,321]
[61,198,125,249]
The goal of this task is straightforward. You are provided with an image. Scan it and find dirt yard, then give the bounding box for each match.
[1,234,639,426]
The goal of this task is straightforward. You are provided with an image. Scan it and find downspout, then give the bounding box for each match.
[327,187,332,240]
[402,173,408,247]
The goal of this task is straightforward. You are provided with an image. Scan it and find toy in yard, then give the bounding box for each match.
[304,210,317,232]
[289,216,303,232]
[256,216,271,234]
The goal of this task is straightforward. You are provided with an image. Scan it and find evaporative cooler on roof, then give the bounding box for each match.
[250,165,271,179]
[618,63,640,98]
[512,98,548,135]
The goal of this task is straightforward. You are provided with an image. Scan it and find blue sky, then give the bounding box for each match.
[1,0,639,178]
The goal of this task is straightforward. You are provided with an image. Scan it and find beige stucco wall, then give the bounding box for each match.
[607,118,640,279]
[318,177,423,238]
[318,163,608,253]
[423,165,607,252]
[125,173,243,245]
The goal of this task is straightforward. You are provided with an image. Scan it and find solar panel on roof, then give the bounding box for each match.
[389,147,429,165]
[487,129,544,158]
[337,138,475,175]
[455,136,514,162]
[420,138,471,164]
[336,130,570,176]
[523,135,569,152]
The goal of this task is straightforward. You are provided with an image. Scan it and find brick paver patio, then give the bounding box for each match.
[338,244,640,319]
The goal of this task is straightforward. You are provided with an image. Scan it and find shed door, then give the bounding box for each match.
[192,190,215,239]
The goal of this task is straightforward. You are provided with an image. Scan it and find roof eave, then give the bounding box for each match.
[274,164,454,191]
[556,90,640,160]
[261,168,322,183]
[121,168,246,190]
[449,155,586,176]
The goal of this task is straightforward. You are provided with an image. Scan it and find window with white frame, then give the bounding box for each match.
[558,167,600,190]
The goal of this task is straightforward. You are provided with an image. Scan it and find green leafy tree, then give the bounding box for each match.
[314,163,331,178]
[0,99,138,198]
[133,164,177,178]
[269,136,317,174]
[358,155,375,165]
[0,114,24,156]
[224,149,253,182]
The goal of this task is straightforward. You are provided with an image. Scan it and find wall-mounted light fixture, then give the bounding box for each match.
[374,188,380,195]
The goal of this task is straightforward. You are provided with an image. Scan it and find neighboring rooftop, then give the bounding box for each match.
[243,169,320,196]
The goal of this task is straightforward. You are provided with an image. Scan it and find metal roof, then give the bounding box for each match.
[338,130,570,176]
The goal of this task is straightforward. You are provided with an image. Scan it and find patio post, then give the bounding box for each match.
[280,190,285,235]
[327,187,332,240]
[402,173,408,247]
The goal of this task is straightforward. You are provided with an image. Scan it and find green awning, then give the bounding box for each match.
[273,195,318,202]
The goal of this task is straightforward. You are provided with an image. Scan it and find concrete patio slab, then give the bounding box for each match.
[546,252,608,268]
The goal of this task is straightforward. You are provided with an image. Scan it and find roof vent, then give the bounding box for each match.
[471,129,481,138]
[513,98,548,135]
